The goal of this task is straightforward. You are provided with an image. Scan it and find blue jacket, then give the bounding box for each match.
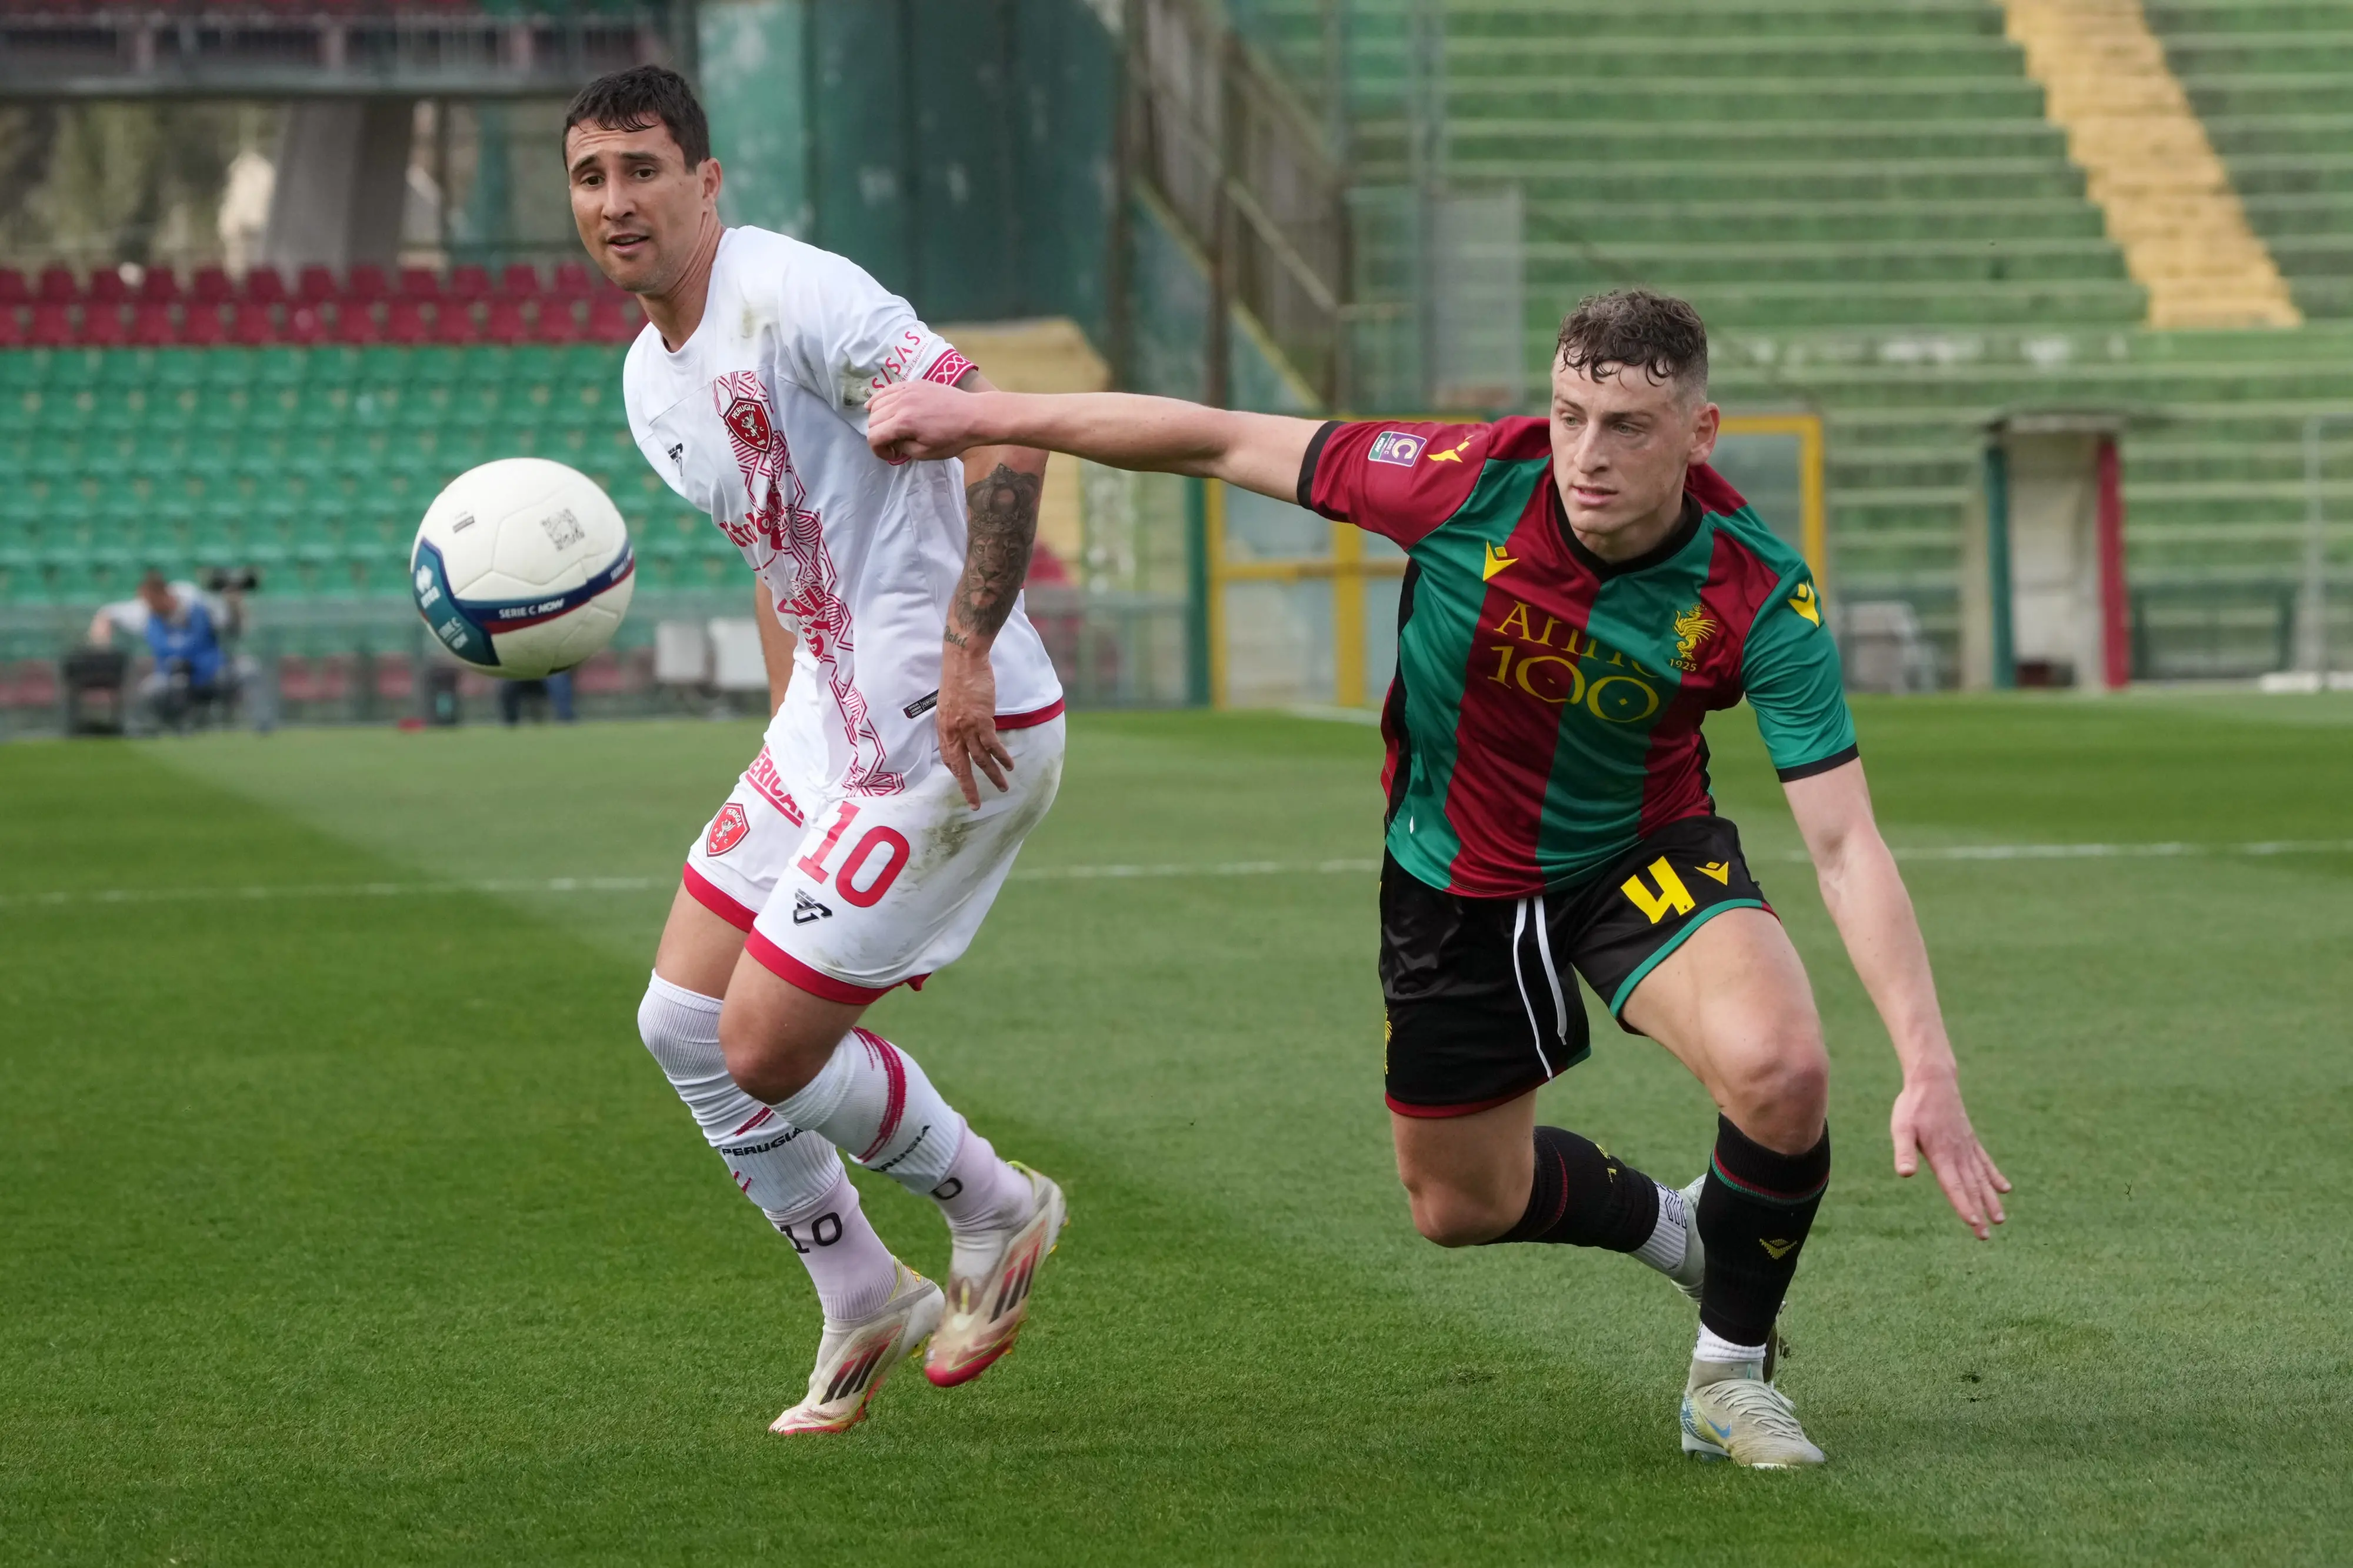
[145,598,225,688]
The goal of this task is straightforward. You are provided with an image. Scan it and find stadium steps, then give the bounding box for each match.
[1998,0,2300,329]
[2148,2,2353,321]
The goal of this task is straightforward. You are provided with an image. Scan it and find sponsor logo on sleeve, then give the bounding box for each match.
[1425,433,1477,463]
[1788,581,1822,626]
[1367,430,1426,467]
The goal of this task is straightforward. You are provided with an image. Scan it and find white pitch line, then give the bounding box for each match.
[4,840,2348,912]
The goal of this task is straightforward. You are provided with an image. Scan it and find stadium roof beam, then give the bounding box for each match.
[0,9,684,100]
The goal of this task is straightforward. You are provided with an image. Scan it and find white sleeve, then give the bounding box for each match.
[775,249,974,419]
[99,599,148,633]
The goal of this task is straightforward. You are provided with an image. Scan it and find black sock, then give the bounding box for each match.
[1696,1114,1830,1348]
[1488,1126,1661,1250]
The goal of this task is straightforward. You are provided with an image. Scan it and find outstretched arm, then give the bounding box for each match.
[931,368,1051,808]
[1784,759,2012,1239]
[869,379,1321,504]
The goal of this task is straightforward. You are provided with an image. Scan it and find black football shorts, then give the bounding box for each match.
[1378,814,1771,1117]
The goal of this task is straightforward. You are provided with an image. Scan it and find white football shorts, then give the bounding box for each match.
[739,713,1065,1002]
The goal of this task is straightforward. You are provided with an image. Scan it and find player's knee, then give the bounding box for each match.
[1401,1179,1517,1248]
[1718,1034,1829,1147]
[718,1010,828,1105]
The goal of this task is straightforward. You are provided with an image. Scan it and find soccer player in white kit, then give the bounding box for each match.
[564,66,1069,1434]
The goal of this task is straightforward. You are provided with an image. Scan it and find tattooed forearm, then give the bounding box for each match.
[948,462,1042,645]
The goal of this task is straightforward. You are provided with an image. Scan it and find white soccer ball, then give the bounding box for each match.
[409,458,636,680]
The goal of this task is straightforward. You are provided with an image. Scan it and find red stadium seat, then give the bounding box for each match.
[346,263,390,301]
[229,301,278,346]
[86,269,129,306]
[29,301,74,347]
[183,301,230,347]
[0,269,28,306]
[384,296,433,344]
[584,291,643,342]
[553,261,594,296]
[83,302,129,346]
[534,295,581,344]
[0,307,22,349]
[437,297,481,345]
[483,296,531,346]
[448,263,492,300]
[191,266,235,305]
[284,302,330,345]
[295,265,337,305]
[499,262,541,298]
[38,266,76,304]
[397,266,441,300]
[331,299,382,345]
[242,265,288,305]
[128,301,181,346]
[138,267,180,303]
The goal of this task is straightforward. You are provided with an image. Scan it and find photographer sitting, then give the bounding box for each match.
[88,571,241,732]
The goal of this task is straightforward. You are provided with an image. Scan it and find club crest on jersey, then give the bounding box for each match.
[706,803,750,856]
[1368,430,1425,466]
[1670,603,1719,672]
[723,395,775,453]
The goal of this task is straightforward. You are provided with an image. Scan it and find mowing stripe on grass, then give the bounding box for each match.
[6,838,2351,911]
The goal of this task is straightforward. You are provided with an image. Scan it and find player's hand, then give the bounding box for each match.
[1891,1070,2011,1239]
[936,637,1012,809]
[868,380,985,463]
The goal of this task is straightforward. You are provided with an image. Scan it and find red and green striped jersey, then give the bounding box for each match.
[1299,416,1856,898]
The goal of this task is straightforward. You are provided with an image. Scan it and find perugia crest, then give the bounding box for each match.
[724,395,775,453]
[706,802,750,856]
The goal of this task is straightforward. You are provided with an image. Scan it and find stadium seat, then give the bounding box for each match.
[483,298,531,346]
[183,302,229,347]
[499,262,541,298]
[384,298,434,345]
[0,309,22,350]
[86,271,129,308]
[191,266,235,305]
[346,263,391,302]
[0,269,27,306]
[448,263,493,301]
[294,265,337,305]
[534,296,582,344]
[37,267,76,305]
[242,266,288,306]
[439,299,483,345]
[584,293,640,342]
[552,261,594,296]
[138,268,180,303]
[284,303,329,345]
[82,305,129,349]
[128,302,180,347]
[397,266,441,301]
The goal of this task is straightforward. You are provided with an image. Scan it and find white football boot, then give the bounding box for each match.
[925,1163,1067,1387]
[1671,1172,1784,1384]
[769,1261,944,1436]
[1679,1357,1827,1467]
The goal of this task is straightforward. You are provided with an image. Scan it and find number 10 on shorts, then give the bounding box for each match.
[796,803,912,909]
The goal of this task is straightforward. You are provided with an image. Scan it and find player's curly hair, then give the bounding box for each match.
[1555,289,1709,398]
[564,65,711,167]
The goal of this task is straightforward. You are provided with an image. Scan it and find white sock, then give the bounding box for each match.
[929,1123,1032,1228]
[1694,1325,1769,1367]
[637,973,898,1318]
[767,1026,966,1192]
[1631,1180,1689,1274]
[763,1166,898,1322]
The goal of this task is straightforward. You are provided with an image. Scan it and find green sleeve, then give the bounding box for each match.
[1741,567,1858,780]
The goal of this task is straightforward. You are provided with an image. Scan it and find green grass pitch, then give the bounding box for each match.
[2,697,2348,1565]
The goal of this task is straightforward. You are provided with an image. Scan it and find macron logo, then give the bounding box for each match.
[1368,431,1425,467]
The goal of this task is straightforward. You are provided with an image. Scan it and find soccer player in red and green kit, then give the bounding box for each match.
[866,289,2010,1467]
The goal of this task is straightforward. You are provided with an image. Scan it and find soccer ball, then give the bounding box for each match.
[410,458,636,679]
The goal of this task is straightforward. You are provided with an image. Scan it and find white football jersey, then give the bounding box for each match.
[623,226,1064,795]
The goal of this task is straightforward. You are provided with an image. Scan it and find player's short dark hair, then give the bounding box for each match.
[1555,289,1709,398]
[563,65,709,167]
